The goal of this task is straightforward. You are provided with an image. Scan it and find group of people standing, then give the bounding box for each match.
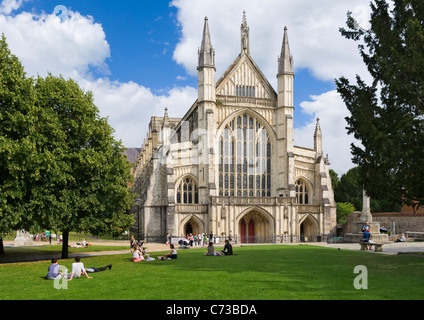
[166,231,234,248]
[33,231,52,244]
[176,232,214,247]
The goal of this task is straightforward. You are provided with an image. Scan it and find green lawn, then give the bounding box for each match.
[1,244,423,300]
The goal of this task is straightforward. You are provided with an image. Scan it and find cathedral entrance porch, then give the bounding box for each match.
[180,215,204,238]
[299,214,320,242]
[238,209,273,243]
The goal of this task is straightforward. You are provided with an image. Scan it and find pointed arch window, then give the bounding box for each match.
[176,177,198,204]
[219,113,271,197]
[295,179,309,204]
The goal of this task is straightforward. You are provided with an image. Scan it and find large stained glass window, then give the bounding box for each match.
[219,113,271,197]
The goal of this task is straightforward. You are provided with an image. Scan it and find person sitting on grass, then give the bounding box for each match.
[138,242,155,261]
[131,244,144,262]
[67,256,92,280]
[45,258,62,280]
[158,244,178,260]
[221,240,233,256]
[204,241,222,256]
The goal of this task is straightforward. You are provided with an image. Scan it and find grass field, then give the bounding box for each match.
[1,244,423,300]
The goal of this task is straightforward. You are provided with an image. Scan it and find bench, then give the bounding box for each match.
[359,241,384,252]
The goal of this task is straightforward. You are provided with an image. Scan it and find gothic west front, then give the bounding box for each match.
[130,13,337,244]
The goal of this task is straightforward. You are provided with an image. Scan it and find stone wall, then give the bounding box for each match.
[372,212,424,235]
[341,211,424,236]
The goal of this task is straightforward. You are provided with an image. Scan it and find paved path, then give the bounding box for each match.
[1,240,423,264]
[308,241,424,255]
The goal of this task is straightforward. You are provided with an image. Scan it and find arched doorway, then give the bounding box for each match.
[238,209,273,243]
[185,222,193,235]
[300,215,319,242]
[182,216,203,237]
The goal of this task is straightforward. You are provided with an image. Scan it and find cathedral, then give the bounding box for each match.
[130,13,336,243]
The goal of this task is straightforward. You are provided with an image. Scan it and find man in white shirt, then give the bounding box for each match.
[67,256,92,280]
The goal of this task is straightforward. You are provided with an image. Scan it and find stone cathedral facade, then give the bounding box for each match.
[131,13,336,243]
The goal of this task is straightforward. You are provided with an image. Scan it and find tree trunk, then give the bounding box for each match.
[0,237,4,257]
[61,230,69,259]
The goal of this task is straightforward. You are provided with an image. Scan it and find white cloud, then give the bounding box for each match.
[78,77,197,147]
[0,3,198,148]
[0,0,25,14]
[0,9,110,78]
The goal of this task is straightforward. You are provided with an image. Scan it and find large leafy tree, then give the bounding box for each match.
[0,34,37,255]
[0,35,134,258]
[336,0,424,208]
[33,75,135,258]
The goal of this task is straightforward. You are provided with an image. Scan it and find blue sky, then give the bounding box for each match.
[0,0,373,174]
[18,0,185,88]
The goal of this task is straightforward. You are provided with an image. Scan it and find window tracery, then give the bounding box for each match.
[295,179,309,204]
[219,114,271,197]
[176,177,199,204]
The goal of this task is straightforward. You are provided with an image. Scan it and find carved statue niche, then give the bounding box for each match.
[221,203,227,219]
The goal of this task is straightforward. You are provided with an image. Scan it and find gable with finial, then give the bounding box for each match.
[215,12,277,101]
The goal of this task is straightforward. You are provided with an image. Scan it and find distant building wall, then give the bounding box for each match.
[372,212,424,234]
[342,211,424,236]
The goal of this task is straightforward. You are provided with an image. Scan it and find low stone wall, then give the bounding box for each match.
[372,212,424,235]
[341,211,424,237]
